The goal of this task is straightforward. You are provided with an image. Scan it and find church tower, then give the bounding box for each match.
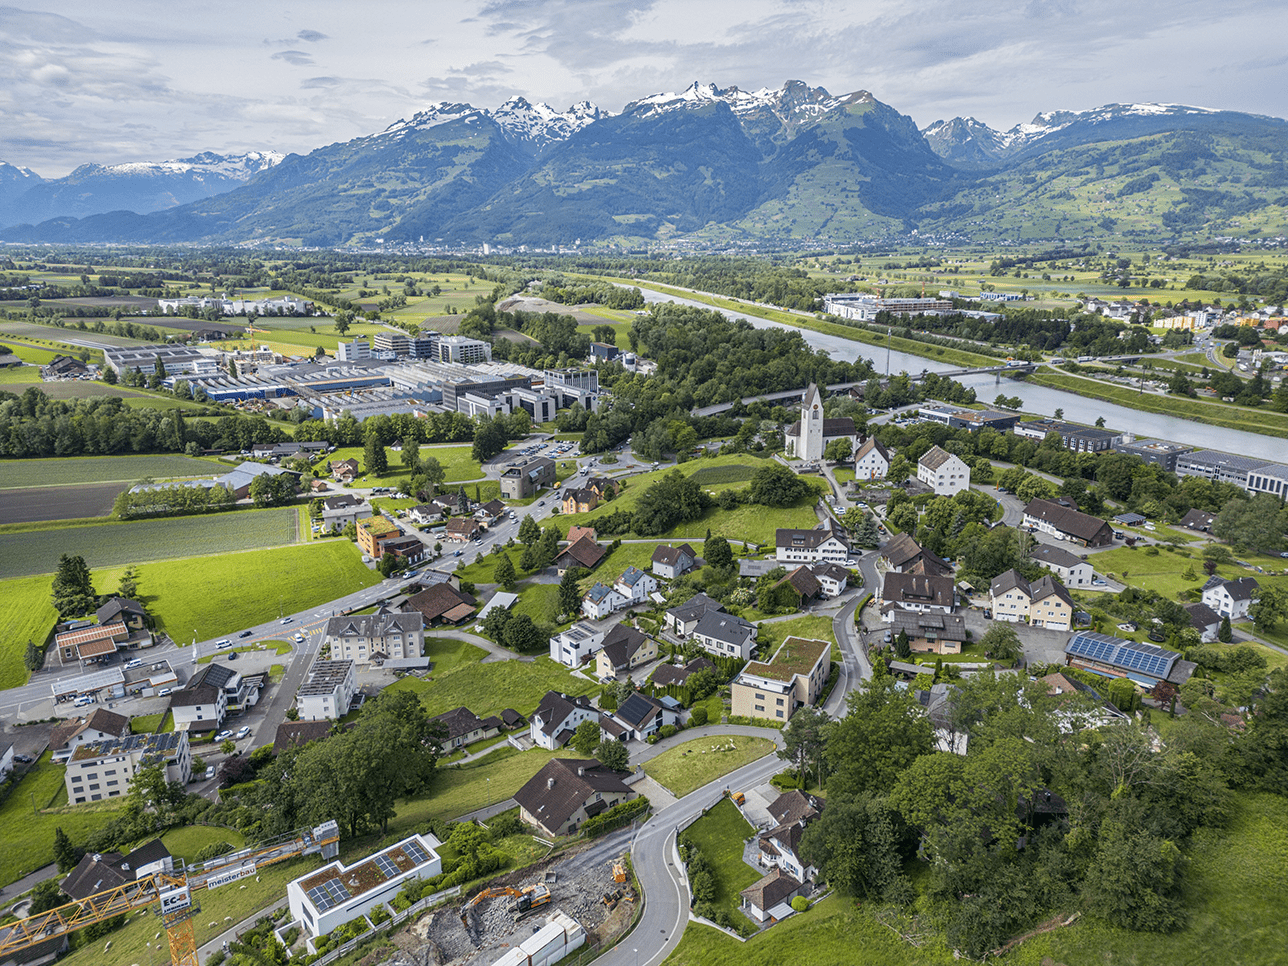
[801,383,824,460]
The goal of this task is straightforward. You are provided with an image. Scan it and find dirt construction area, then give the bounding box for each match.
[391,828,636,966]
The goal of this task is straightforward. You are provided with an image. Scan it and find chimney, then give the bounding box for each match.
[578,766,586,777]
[547,777,555,790]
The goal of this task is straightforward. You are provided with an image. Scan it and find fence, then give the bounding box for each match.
[291,884,462,966]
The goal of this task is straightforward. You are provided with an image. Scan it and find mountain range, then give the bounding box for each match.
[3,84,1286,248]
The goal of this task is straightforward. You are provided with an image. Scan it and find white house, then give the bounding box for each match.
[296,660,356,721]
[917,445,970,496]
[549,622,607,667]
[1029,545,1094,587]
[319,494,371,532]
[775,525,849,564]
[1201,576,1259,620]
[49,709,132,763]
[582,582,628,620]
[613,566,658,605]
[852,437,890,480]
[650,543,697,580]
[691,610,757,660]
[528,691,599,750]
[323,612,424,665]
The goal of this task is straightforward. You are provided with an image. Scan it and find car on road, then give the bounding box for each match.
[238,630,253,638]
[293,632,305,643]
[204,766,216,781]
[280,617,293,625]
[454,549,463,557]
[157,688,172,696]
[125,658,143,669]
[215,639,232,649]
[537,500,545,506]
[235,726,251,739]
[214,730,233,741]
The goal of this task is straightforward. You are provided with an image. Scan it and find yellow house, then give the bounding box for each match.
[594,624,657,679]
[1029,577,1074,631]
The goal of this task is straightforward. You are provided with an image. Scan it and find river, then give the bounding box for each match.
[640,288,1288,461]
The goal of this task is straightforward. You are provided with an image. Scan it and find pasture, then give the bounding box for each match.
[0,480,128,522]
[0,454,222,488]
[0,574,59,689]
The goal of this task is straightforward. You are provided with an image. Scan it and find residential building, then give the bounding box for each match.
[515,758,637,838]
[1029,545,1094,587]
[562,488,599,514]
[473,499,507,525]
[287,833,441,942]
[785,383,858,461]
[273,720,333,755]
[330,458,360,482]
[879,532,952,577]
[917,445,970,496]
[1178,508,1216,532]
[664,593,725,638]
[1030,576,1075,631]
[809,562,850,598]
[444,517,481,542]
[852,436,890,480]
[730,637,830,722]
[431,492,469,515]
[1114,438,1190,472]
[757,790,825,882]
[594,624,658,680]
[64,732,191,805]
[53,621,130,667]
[775,525,849,564]
[435,335,492,364]
[319,494,371,532]
[774,566,822,608]
[1064,631,1196,688]
[1022,498,1114,547]
[404,582,476,626]
[1038,672,1129,729]
[651,656,714,689]
[1012,419,1122,452]
[584,476,620,500]
[323,612,424,665]
[582,582,629,620]
[48,709,132,763]
[650,543,698,580]
[407,503,445,526]
[739,868,805,923]
[429,707,503,751]
[296,660,356,721]
[529,691,598,750]
[61,840,173,901]
[549,622,607,667]
[990,569,1034,623]
[168,678,227,735]
[613,566,658,605]
[882,572,955,615]
[1174,450,1271,489]
[499,457,557,499]
[555,533,607,575]
[356,516,403,558]
[1183,602,1223,643]
[608,691,680,741]
[1201,576,1259,620]
[691,610,757,660]
[889,610,968,655]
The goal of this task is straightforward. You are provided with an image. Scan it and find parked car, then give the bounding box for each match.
[215,640,232,649]
[157,688,172,696]
[204,766,216,781]
[14,754,34,764]
[228,651,239,661]
[214,730,233,741]
[125,659,143,669]
[235,726,251,740]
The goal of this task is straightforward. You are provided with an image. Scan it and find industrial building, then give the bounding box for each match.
[1114,437,1191,472]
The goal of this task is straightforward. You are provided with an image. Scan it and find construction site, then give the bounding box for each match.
[389,828,637,966]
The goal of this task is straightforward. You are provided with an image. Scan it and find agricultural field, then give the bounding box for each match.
[0,364,42,384]
[645,736,777,798]
[0,320,151,347]
[0,507,301,579]
[0,339,65,364]
[327,443,487,485]
[0,481,130,522]
[0,454,222,488]
[0,573,59,689]
[388,652,594,719]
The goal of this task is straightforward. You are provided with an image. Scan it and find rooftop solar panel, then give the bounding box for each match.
[402,841,430,866]
[1065,632,1177,678]
[373,854,399,878]
[305,877,350,912]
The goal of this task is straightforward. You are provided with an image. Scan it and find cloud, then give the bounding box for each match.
[301,76,341,88]
[272,50,313,66]
[296,29,328,42]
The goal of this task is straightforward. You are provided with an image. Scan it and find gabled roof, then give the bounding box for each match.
[186,662,238,691]
[692,609,755,644]
[1183,601,1223,630]
[532,691,593,737]
[1030,575,1073,609]
[95,597,147,624]
[990,569,1030,599]
[322,493,363,510]
[598,623,650,671]
[50,709,132,751]
[405,583,476,621]
[918,445,958,471]
[1205,576,1259,601]
[324,612,423,639]
[273,720,333,754]
[614,691,667,731]
[429,706,491,741]
[775,527,845,550]
[882,572,955,608]
[890,609,967,642]
[514,758,633,832]
[854,436,889,462]
[1023,499,1112,542]
[666,593,724,624]
[584,582,620,605]
[879,532,951,576]
[776,566,822,599]
[1179,508,1217,531]
[768,789,825,826]
[810,563,850,583]
[1029,544,1086,570]
[61,851,128,900]
[651,656,714,688]
[477,499,506,517]
[739,867,802,910]
[556,533,606,570]
[445,517,480,535]
[616,566,652,589]
[651,543,697,568]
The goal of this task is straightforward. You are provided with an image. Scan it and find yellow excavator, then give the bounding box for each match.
[459,882,552,926]
[0,820,340,966]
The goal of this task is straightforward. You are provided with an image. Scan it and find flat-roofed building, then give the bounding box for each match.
[1012,419,1122,452]
[296,660,356,720]
[1174,450,1272,489]
[731,637,830,723]
[1114,437,1191,472]
[65,732,191,805]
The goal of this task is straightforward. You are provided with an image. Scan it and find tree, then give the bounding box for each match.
[571,719,601,755]
[779,705,829,786]
[221,739,236,755]
[494,554,516,591]
[893,629,911,659]
[749,462,809,506]
[518,514,542,546]
[1251,586,1288,632]
[703,534,733,569]
[23,638,43,672]
[980,622,1023,663]
[823,438,853,462]
[503,613,544,653]
[28,880,69,916]
[129,763,183,816]
[558,566,585,617]
[799,795,908,902]
[596,739,630,772]
[1081,806,1186,931]
[53,827,81,872]
[102,366,117,385]
[364,431,387,477]
[117,565,140,600]
[1218,614,1233,643]
[333,309,354,335]
[826,676,933,800]
[471,417,508,463]
[51,553,95,617]
[400,436,420,470]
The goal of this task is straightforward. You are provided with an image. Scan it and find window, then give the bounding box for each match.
[89,783,100,791]
[776,710,784,718]
[755,705,764,713]
[107,780,118,787]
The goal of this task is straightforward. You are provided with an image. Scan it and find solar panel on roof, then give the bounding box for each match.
[401,841,430,866]
[306,877,350,912]
[373,854,399,878]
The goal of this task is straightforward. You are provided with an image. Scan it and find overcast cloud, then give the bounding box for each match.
[2,0,1285,175]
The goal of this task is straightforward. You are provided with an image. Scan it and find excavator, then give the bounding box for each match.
[0,820,341,966]
[459,882,552,926]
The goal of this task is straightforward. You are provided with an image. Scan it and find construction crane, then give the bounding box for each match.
[0,820,340,966]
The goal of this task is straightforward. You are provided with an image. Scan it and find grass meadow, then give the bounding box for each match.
[0,574,60,688]
[645,736,777,797]
[0,454,223,488]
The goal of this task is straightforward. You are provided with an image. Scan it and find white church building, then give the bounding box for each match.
[785,384,858,461]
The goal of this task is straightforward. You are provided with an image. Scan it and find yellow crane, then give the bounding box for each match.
[0,820,340,966]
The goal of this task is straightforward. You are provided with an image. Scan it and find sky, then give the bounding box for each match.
[3,0,1287,176]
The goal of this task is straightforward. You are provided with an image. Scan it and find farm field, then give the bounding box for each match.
[0,480,128,522]
[645,736,777,798]
[388,652,594,719]
[0,573,59,689]
[0,339,65,364]
[90,540,380,640]
[0,454,222,488]
[0,320,152,347]
[0,507,301,579]
[0,380,188,404]
[0,364,42,384]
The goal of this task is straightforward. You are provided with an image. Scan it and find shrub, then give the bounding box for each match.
[658,724,679,739]
[196,840,234,862]
[581,797,650,837]
[791,896,810,913]
[689,706,709,726]
[770,771,800,791]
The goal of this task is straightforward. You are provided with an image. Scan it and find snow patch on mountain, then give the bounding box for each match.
[96,151,285,181]
[378,98,610,149]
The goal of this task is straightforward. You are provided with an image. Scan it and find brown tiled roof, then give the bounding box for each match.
[1023,499,1113,543]
[880,532,951,576]
[651,543,697,568]
[739,867,802,911]
[514,758,634,833]
[918,445,957,471]
[768,789,824,826]
[776,566,822,599]
[85,708,131,738]
[273,720,332,754]
[566,525,597,544]
[445,517,479,536]
[54,623,128,649]
[556,533,606,570]
[598,623,649,671]
[405,582,476,621]
[854,436,889,462]
[882,572,955,608]
[652,657,714,688]
[429,706,489,741]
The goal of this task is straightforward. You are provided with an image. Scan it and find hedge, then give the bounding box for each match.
[582,796,650,838]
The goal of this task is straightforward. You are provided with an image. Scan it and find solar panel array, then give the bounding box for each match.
[373,853,400,878]
[401,841,430,866]
[305,877,350,912]
[1066,632,1176,679]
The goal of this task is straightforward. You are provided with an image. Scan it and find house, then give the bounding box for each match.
[990,569,1034,623]
[740,867,804,923]
[323,612,424,665]
[61,840,173,901]
[665,593,725,638]
[1022,499,1114,547]
[407,503,445,526]
[609,691,680,741]
[356,516,403,558]
[549,622,608,667]
[774,566,822,608]
[889,610,968,655]
[515,758,637,838]
[758,790,825,882]
[595,624,658,680]
[585,476,620,501]
[64,732,191,805]
[852,436,890,480]
[273,720,333,755]
[651,656,714,689]
[473,499,507,525]
[296,660,356,721]
[1201,576,1258,620]
[404,582,476,626]
[499,456,557,499]
[809,562,850,598]
[1113,512,1147,528]
[432,492,470,516]
[1029,576,1075,631]
[567,525,597,544]
[1029,545,1094,587]
[651,543,698,580]
[1179,508,1217,532]
[562,488,599,514]
[49,709,132,762]
[529,691,599,750]
[879,532,952,577]
[555,533,607,575]
[1183,601,1223,643]
[428,706,504,750]
[1064,631,1196,688]
[730,637,830,723]
[173,661,260,723]
[444,517,481,543]
[43,355,91,379]
[320,494,371,532]
[96,597,149,634]
[691,610,757,660]
[775,525,849,565]
[613,566,658,605]
[882,572,955,614]
[54,621,130,667]
[784,383,858,461]
[917,445,970,497]
[582,582,629,620]
[168,679,227,734]
[330,458,359,482]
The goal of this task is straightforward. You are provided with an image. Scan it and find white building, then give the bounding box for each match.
[64,732,191,805]
[1201,576,1259,621]
[528,691,598,751]
[784,383,858,461]
[582,582,628,620]
[852,437,890,480]
[691,610,757,660]
[775,526,849,565]
[296,660,356,721]
[1029,545,1094,587]
[336,338,371,362]
[613,566,658,605]
[323,613,424,665]
[436,336,493,364]
[917,445,970,496]
[549,622,607,668]
[319,494,371,532]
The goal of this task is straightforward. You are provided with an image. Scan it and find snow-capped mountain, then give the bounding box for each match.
[0,161,44,209]
[376,97,610,154]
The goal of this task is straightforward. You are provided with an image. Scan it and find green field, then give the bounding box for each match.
[0,507,301,579]
[751,615,838,655]
[1091,547,1286,602]
[327,443,486,484]
[423,636,489,674]
[157,825,247,864]
[387,652,593,719]
[0,319,151,347]
[510,582,563,626]
[0,573,59,688]
[0,454,223,489]
[645,736,777,798]
[680,796,760,933]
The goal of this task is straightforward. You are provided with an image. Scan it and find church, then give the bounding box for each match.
[785,384,858,460]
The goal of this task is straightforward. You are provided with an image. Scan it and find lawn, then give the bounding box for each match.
[89,541,380,641]
[510,582,563,626]
[454,545,526,584]
[680,797,760,933]
[1091,546,1285,601]
[158,825,247,864]
[327,443,486,484]
[0,753,126,887]
[387,653,593,719]
[752,615,837,657]
[129,712,172,734]
[196,640,293,663]
[423,636,490,674]
[645,736,777,798]
[0,507,302,579]
[0,573,59,689]
[0,454,223,488]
